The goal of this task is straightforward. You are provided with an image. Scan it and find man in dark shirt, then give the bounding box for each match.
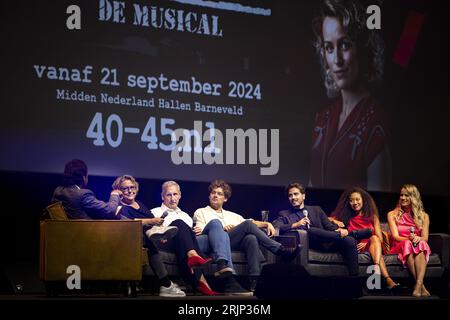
[52,159,122,220]
[273,182,358,276]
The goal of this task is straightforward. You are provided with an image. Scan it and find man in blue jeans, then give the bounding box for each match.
[149,180,251,296]
[193,179,299,291]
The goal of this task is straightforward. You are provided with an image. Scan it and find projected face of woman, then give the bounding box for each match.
[120,179,138,205]
[322,16,360,91]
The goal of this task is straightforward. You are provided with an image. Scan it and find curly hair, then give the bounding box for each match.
[208,179,232,199]
[312,0,384,97]
[112,174,139,192]
[331,186,379,225]
[396,184,427,228]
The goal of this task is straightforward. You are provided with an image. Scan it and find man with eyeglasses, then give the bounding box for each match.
[193,179,300,293]
[52,159,122,220]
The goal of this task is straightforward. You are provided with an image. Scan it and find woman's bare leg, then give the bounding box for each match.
[369,236,397,288]
[414,252,430,296]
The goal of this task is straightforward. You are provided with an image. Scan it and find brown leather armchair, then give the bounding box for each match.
[39,202,143,296]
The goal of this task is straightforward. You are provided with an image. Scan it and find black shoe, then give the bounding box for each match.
[276,245,300,262]
[248,277,259,292]
[223,277,253,296]
[214,259,233,278]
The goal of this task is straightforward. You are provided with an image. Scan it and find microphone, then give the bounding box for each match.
[161,211,169,219]
[303,209,310,229]
[410,227,417,247]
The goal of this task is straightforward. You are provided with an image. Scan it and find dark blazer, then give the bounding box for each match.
[118,201,155,232]
[52,185,120,220]
[273,205,338,234]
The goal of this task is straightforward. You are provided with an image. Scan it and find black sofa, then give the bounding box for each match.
[278,225,449,279]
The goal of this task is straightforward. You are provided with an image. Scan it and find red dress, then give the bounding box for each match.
[347,214,374,253]
[310,96,387,189]
[389,208,431,267]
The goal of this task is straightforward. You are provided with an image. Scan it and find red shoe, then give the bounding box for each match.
[196,280,218,296]
[187,255,212,269]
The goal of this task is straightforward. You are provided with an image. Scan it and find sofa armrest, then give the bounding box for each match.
[428,233,450,270]
[275,230,308,266]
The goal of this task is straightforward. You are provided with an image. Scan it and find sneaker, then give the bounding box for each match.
[159,281,186,297]
[146,225,178,241]
[223,277,253,296]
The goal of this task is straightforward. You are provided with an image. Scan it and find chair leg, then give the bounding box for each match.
[123,281,137,297]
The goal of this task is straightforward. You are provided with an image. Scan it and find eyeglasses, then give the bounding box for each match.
[120,186,137,192]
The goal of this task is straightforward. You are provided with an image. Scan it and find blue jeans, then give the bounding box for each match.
[196,219,235,272]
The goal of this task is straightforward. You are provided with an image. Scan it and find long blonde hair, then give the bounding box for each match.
[397,184,426,228]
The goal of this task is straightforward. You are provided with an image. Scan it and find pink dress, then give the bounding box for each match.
[389,209,431,267]
[347,214,374,253]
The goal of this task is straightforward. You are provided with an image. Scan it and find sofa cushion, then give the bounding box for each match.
[384,253,441,266]
[308,250,373,264]
[381,231,391,255]
[158,250,252,264]
[308,250,442,267]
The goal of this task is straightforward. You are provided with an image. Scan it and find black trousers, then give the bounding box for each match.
[308,227,359,276]
[169,219,204,288]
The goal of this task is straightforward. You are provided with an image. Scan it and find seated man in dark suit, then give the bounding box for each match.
[52,159,122,220]
[273,182,359,276]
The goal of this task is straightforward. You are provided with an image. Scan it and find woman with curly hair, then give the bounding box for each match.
[331,186,398,289]
[310,0,391,191]
[387,184,431,297]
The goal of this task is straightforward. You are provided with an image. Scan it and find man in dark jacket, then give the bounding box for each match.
[273,182,358,276]
[52,159,122,220]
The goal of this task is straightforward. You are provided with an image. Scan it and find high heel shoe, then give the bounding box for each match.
[187,255,213,269]
[421,284,431,297]
[385,277,400,290]
[196,280,218,296]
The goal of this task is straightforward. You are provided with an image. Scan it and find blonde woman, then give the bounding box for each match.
[387,184,431,297]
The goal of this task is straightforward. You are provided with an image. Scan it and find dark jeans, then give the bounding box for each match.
[308,227,359,276]
[228,220,279,276]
